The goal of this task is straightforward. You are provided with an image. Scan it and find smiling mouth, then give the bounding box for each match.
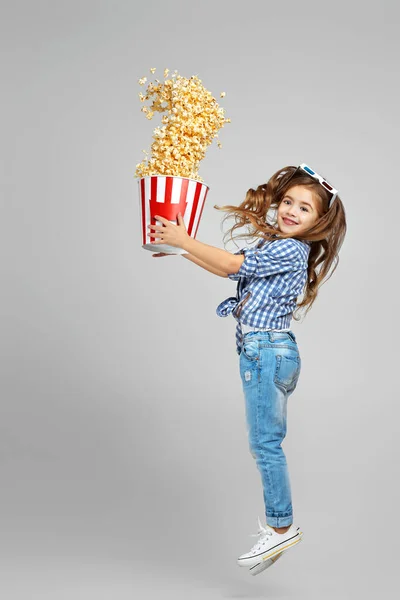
[282,218,298,225]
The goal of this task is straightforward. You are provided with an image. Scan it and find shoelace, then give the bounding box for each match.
[249,516,275,551]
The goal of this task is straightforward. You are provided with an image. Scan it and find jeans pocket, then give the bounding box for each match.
[274,353,301,393]
[241,339,260,362]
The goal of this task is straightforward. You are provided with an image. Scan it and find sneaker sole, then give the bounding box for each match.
[249,529,303,576]
[249,549,284,575]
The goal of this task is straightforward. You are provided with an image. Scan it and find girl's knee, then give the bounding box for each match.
[250,436,285,458]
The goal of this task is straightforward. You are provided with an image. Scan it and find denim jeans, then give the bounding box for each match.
[239,330,301,528]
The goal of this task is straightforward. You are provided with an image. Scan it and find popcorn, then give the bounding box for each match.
[135,69,230,182]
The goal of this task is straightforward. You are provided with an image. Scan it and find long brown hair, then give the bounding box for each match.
[214,165,347,320]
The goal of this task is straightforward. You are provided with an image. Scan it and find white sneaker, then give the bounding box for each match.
[248,526,303,576]
[237,517,303,569]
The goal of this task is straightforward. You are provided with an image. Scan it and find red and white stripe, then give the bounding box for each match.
[138,176,209,247]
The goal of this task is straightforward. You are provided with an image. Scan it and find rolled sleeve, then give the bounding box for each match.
[229,239,308,279]
[227,248,246,281]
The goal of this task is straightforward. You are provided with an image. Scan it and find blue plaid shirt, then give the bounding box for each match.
[216,236,311,355]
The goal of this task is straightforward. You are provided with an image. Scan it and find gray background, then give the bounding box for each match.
[2,0,399,598]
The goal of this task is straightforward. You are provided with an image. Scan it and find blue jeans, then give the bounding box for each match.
[239,330,301,528]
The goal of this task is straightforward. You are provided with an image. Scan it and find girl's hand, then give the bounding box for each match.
[147,213,189,249]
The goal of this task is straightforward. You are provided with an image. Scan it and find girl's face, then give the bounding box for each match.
[277,185,321,236]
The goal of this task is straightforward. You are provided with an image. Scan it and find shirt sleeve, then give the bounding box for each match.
[227,248,246,281]
[228,239,308,279]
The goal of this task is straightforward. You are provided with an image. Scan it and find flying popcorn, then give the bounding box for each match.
[134,69,230,182]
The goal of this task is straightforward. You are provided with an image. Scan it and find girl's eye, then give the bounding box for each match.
[283,199,309,212]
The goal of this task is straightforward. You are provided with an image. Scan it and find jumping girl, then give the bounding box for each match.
[147,163,347,575]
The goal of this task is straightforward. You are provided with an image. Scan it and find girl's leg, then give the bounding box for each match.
[239,334,301,529]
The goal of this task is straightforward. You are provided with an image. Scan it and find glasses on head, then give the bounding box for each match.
[297,163,338,208]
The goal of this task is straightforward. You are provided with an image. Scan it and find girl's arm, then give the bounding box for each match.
[182,238,235,274]
[181,253,229,278]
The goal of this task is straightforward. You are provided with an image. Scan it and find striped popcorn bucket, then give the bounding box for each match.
[138,175,210,254]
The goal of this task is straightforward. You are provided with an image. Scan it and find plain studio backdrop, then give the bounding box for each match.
[1,1,399,599]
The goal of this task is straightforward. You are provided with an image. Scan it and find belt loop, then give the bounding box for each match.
[268,331,274,342]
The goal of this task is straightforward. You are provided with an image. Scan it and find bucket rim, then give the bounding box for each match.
[136,175,209,188]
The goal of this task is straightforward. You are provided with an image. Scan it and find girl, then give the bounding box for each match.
[148,163,347,575]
